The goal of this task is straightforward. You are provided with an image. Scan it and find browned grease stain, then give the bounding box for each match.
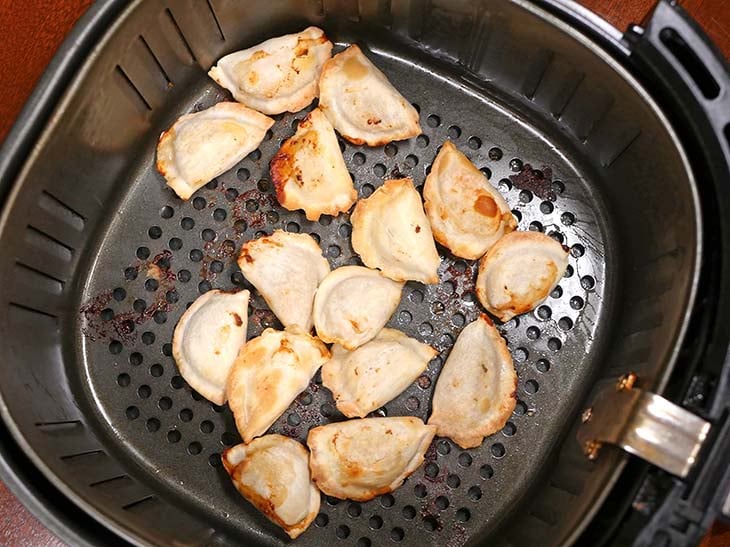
[509,164,556,201]
[80,250,176,342]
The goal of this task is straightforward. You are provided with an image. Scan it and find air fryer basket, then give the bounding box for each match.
[0,1,728,546]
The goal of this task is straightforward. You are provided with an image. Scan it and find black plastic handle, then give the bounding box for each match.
[641,1,730,148]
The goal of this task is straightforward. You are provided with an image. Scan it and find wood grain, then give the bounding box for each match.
[0,1,728,546]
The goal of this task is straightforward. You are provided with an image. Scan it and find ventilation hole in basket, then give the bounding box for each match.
[424,462,439,479]
[414,484,427,498]
[446,473,461,489]
[404,154,418,168]
[137,385,151,399]
[148,226,162,239]
[437,440,451,456]
[536,305,552,321]
[427,114,441,127]
[402,505,416,520]
[536,358,551,373]
[187,442,202,455]
[199,420,214,434]
[468,136,482,150]
[142,332,155,345]
[512,209,522,223]
[397,310,412,325]
[145,278,159,292]
[570,296,585,310]
[514,400,528,416]
[550,285,563,299]
[409,289,424,304]
[179,408,193,423]
[581,275,596,290]
[146,418,160,432]
[525,326,540,341]
[315,513,329,527]
[380,494,395,507]
[336,525,350,539]
[181,217,195,230]
[347,502,362,518]
[540,201,554,214]
[248,149,262,161]
[124,267,137,281]
[297,391,312,405]
[221,432,237,446]
[435,496,450,510]
[128,352,142,366]
[287,412,301,426]
[153,311,167,324]
[326,495,340,506]
[480,464,494,479]
[447,125,461,139]
[101,308,114,321]
[168,237,183,251]
[509,158,523,172]
[361,183,375,197]
[498,179,512,193]
[193,197,206,210]
[176,269,191,283]
[417,135,430,148]
[423,517,439,532]
[225,188,239,201]
[157,396,171,411]
[384,143,398,157]
[167,430,181,443]
[491,443,505,458]
[162,343,172,356]
[125,406,139,420]
[319,403,334,417]
[136,247,150,260]
[558,316,573,331]
[502,422,517,437]
[548,337,562,351]
[208,453,221,467]
[458,452,473,467]
[456,508,471,522]
[117,373,131,387]
[487,146,502,161]
[417,375,431,390]
[160,205,174,219]
[198,281,212,294]
[109,341,122,355]
[210,260,224,274]
[390,527,405,542]
[405,396,420,411]
[525,380,540,395]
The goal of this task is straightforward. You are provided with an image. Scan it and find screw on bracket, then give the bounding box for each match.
[616,372,638,391]
[584,440,602,460]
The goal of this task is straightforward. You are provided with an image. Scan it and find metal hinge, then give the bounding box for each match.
[577,373,711,478]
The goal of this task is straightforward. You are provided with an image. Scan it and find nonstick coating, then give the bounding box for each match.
[0,1,700,546]
[77,44,610,546]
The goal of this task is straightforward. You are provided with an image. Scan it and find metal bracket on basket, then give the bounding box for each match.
[577,373,711,478]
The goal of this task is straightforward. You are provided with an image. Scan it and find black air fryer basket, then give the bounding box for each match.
[0,1,729,546]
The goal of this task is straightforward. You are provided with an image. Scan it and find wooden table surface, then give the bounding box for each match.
[0,1,728,546]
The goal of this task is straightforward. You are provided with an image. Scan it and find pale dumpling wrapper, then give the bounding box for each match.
[227,328,330,443]
[223,435,320,539]
[322,328,437,418]
[307,417,436,501]
[428,314,517,449]
[208,27,332,115]
[171,289,249,405]
[270,107,357,220]
[476,231,569,321]
[351,178,440,284]
[424,141,517,259]
[313,266,403,350]
[157,102,273,200]
[237,230,330,332]
[319,44,421,146]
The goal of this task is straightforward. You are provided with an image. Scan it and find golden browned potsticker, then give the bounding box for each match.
[424,140,517,259]
[222,435,320,538]
[270,108,357,221]
[307,417,436,501]
[428,314,517,449]
[209,27,332,115]
[318,45,421,146]
[476,231,569,322]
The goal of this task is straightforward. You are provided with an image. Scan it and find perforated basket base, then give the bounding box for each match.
[75,43,609,546]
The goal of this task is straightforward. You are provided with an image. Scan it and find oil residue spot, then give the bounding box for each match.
[509,164,556,201]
